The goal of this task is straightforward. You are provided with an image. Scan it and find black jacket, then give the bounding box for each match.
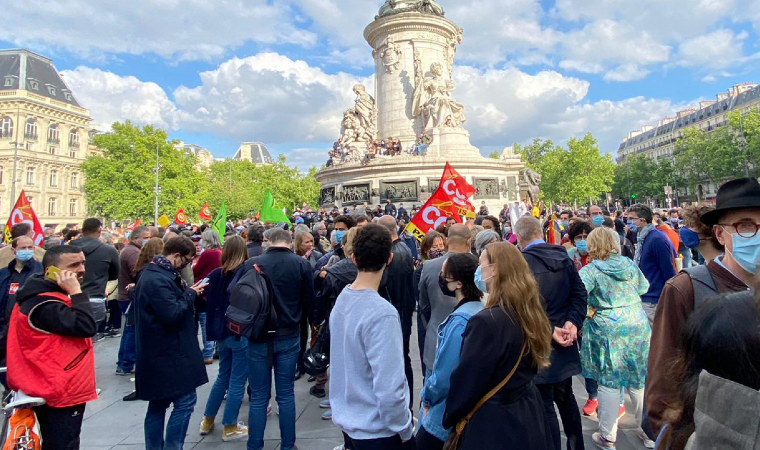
[522,243,587,384]
[70,236,120,298]
[443,306,551,450]
[252,247,314,339]
[384,204,397,217]
[314,258,357,324]
[0,259,43,364]
[380,240,415,335]
[133,263,208,401]
[15,275,96,338]
[204,267,238,341]
[246,242,263,259]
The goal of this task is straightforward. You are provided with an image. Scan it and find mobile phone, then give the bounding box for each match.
[45,266,62,282]
[200,277,209,285]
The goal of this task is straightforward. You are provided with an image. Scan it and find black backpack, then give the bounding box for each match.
[225,261,277,341]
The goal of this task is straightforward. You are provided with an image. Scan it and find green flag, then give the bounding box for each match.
[259,191,292,225]
[212,201,227,244]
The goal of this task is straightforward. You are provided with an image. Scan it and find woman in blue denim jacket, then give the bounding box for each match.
[417,253,483,450]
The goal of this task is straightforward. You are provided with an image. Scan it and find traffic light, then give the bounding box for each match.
[631,194,636,199]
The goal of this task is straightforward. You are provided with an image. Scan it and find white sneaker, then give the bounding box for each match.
[637,428,655,449]
[222,422,248,442]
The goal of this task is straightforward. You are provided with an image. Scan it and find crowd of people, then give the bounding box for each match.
[0,177,759,450]
[327,133,433,167]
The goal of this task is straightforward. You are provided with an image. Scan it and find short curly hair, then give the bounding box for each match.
[682,205,724,251]
[567,220,593,241]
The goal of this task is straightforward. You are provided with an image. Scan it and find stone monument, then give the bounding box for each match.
[316,0,526,212]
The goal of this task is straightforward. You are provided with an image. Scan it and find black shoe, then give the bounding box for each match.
[309,386,326,399]
[92,333,106,343]
[123,391,138,401]
[294,370,302,381]
[308,375,317,382]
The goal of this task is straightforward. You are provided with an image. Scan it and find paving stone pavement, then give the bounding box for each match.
[81,319,649,450]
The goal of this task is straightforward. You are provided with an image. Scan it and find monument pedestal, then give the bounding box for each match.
[426,127,480,158]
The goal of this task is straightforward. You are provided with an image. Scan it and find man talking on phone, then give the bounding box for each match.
[7,245,97,450]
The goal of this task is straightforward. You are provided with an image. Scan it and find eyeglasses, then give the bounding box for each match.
[718,221,760,238]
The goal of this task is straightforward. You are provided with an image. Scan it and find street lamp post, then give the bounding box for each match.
[154,144,159,225]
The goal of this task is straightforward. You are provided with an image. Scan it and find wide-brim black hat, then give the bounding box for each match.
[700,177,760,226]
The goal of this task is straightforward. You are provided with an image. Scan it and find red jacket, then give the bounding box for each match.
[7,291,97,408]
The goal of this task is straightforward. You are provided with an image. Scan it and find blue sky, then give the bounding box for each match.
[2,0,759,170]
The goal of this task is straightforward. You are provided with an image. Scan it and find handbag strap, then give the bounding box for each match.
[455,342,527,434]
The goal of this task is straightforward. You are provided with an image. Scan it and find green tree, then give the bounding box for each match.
[728,109,760,177]
[535,133,615,204]
[515,138,558,169]
[488,150,500,159]
[81,122,206,221]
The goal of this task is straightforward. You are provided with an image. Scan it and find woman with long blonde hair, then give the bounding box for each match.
[442,242,552,450]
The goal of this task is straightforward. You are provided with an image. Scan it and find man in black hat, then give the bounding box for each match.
[646,177,760,437]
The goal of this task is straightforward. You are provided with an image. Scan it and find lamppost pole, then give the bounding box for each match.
[154,144,159,225]
[9,105,21,214]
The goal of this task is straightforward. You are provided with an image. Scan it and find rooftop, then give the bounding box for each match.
[0,49,82,107]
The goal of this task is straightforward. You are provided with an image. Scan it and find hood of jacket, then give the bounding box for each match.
[590,254,638,282]
[327,258,358,285]
[68,236,103,256]
[15,273,66,306]
[522,243,570,272]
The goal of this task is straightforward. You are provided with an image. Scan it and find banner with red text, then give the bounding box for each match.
[406,186,462,242]
[3,191,44,245]
[438,162,476,219]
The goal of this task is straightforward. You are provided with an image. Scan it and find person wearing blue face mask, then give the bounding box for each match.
[647,177,760,440]
[0,234,43,383]
[567,221,593,272]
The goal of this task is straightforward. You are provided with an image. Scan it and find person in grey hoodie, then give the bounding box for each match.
[69,218,120,334]
[330,224,414,450]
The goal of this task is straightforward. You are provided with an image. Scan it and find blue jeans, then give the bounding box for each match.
[198,312,215,360]
[117,300,136,372]
[204,336,249,425]
[144,390,197,450]
[247,336,300,450]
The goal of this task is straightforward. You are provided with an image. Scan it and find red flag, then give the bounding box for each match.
[127,219,141,230]
[438,162,476,219]
[545,217,562,245]
[175,208,187,225]
[406,186,461,242]
[3,191,44,246]
[198,203,211,221]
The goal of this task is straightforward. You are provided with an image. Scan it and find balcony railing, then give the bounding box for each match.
[24,133,38,140]
[48,137,60,144]
[68,141,80,148]
[0,131,12,139]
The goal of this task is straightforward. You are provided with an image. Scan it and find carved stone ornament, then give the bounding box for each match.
[377,0,445,19]
[380,180,419,202]
[379,36,403,74]
[319,187,336,206]
[338,85,377,152]
[427,177,441,193]
[340,183,371,205]
[412,62,466,129]
[474,178,500,199]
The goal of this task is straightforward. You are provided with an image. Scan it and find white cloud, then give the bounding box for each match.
[0,0,316,61]
[60,67,183,131]
[677,29,747,69]
[603,64,650,82]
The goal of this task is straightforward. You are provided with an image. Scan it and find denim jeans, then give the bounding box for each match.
[145,390,197,450]
[203,336,249,425]
[117,300,136,372]
[198,312,215,360]
[247,336,300,450]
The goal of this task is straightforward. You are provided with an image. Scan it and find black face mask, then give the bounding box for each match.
[438,274,457,297]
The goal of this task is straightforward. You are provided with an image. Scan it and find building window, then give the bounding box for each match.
[26,167,35,185]
[46,85,56,96]
[48,198,57,216]
[0,117,13,139]
[25,142,33,151]
[28,79,39,90]
[4,76,14,87]
[49,146,56,155]
[69,129,80,147]
[48,125,59,144]
[69,150,77,159]
[69,199,77,216]
[70,173,78,189]
[25,120,38,139]
[49,170,58,187]
[63,92,72,101]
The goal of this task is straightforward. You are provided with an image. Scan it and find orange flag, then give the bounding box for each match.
[198,203,211,221]
[438,162,476,219]
[128,219,141,230]
[175,208,187,225]
[3,191,44,245]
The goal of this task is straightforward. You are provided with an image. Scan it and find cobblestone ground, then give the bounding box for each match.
[81,319,649,450]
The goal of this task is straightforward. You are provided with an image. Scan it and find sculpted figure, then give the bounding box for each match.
[352,85,377,140]
[412,61,466,129]
[380,36,402,74]
[523,168,542,204]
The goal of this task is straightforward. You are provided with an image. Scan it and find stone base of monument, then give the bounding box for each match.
[424,127,481,159]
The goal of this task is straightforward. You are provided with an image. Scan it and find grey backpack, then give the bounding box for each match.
[681,265,717,309]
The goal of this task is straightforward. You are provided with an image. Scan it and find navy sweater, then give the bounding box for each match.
[637,227,677,303]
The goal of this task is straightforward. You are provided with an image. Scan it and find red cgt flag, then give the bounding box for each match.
[199,202,211,221]
[438,162,476,219]
[406,185,462,242]
[175,208,187,225]
[3,191,44,245]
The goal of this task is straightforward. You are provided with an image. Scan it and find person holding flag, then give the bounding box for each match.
[212,203,227,244]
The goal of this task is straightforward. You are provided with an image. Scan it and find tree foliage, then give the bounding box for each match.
[82,122,320,222]
[528,133,615,204]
